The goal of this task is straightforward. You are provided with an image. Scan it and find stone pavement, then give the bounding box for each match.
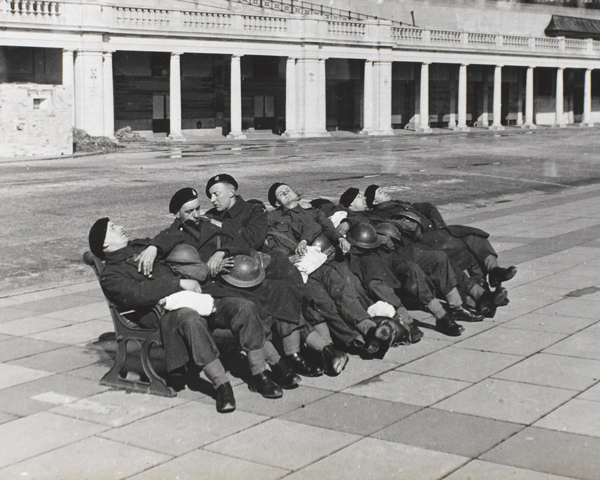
[1,184,600,480]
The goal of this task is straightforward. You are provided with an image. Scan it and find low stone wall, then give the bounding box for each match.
[0,84,73,157]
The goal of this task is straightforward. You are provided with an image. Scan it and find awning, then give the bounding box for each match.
[545,14,600,40]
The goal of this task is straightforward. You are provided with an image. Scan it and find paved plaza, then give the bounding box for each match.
[0,172,599,479]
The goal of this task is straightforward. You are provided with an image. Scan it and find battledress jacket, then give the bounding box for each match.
[99,239,200,371]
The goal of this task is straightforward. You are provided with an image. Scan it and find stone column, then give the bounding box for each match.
[454,63,470,131]
[582,68,594,127]
[62,49,75,128]
[448,66,456,128]
[523,66,536,129]
[373,60,393,135]
[416,62,432,133]
[295,56,329,137]
[490,65,505,131]
[554,67,566,128]
[228,54,246,139]
[517,68,524,126]
[283,57,298,137]
[168,52,184,140]
[361,60,374,134]
[102,51,115,138]
[74,50,104,136]
[318,58,327,132]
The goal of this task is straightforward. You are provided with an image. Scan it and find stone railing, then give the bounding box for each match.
[3,0,60,16]
[3,1,600,59]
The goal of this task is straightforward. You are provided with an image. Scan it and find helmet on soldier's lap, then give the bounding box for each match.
[346,223,381,249]
[165,244,202,264]
[392,211,423,227]
[221,254,265,288]
[312,234,336,256]
[375,223,403,242]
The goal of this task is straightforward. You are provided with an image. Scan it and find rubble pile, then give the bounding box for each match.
[72,128,121,153]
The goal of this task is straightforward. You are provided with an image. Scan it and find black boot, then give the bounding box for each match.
[249,372,283,399]
[285,352,324,377]
[450,305,484,322]
[489,266,517,287]
[436,314,464,336]
[270,359,301,389]
[322,345,349,376]
[477,288,509,315]
[364,319,394,354]
[215,382,236,413]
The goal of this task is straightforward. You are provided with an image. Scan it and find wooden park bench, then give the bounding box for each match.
[83,251,176,398]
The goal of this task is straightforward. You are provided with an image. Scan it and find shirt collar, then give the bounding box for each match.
[103,243,137,264]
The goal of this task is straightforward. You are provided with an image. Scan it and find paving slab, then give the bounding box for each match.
[0,315,71,336]
[397,346,521,383]
[374,408,524,458]
[0,411,108,469]
[344,371,471,407]
[0,307,39,323]
[533,398,600,438]
[543,329,600,360]
[127,449,288,480]
[578,382,600,402]
[481,427,600,480]
[492,353,600,390]
[0,436,172,480]
[280,392,420,436]
[0,337,64,363]
[445,460,578,480]
[0,363,52,390]
[502,312,598,334]
[43,301,110,322]
[20,293,105,315]
[283,437,469,480]
[435,379,576,424]
[8,344,112,373]
[99,401,267,456]
[26,319,112,345]
[205,418,360,471]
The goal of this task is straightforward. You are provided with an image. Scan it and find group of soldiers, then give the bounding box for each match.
[88,174,517,413]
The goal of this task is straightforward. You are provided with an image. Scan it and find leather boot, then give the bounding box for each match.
[270,359,301,389]
[489,266,517,287]
[215,382,236,413]
[285,352,323,377]
[249,372,283,399]
[364,319,394,354]
[450,305,484,322]
[436,314,464,336]
[477,288,509,315]
[322,345,349,376]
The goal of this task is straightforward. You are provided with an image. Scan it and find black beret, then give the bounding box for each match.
[89,217,109,259]
[310,198,333,210]
[364,184,380,208]
[268,182,286,207]
[205,174,238,198]
[169,187,198,214]
[339,188,359,208]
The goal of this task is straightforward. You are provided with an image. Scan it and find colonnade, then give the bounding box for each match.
[63,48,596,139]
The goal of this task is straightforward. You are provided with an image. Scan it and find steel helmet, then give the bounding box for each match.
[392,211,423,227]
[346,223,381,249]
[221,254,265,288]
[375,223,403,242]
[165,244,202,264]
[312,234,336,256]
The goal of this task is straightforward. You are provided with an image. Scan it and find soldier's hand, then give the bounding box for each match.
[180,279,202,293]
[296,239,309,256]
[219,256,235,273]
[136,246,158,276]
[207,251,226,276]
[338,237,351,254]
[337,222,350,236]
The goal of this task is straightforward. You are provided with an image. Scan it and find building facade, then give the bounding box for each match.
[2,0,600,154]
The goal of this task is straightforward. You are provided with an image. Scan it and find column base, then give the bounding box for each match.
[282,130,302,138]
[415,126,432,134]
[552,123,567,129]
[359,129,395,136]
[489,124,505,131]
[168,134,186,141]
[227,132,247,139]
[580,121,595,128]
[453,124,470,132]
[521,123,537,130]
[291,130,331,138]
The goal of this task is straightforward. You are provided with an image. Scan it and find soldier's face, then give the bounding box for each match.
[275,185,298,207]
[349,194,368,212]
[374,188,391,204]
[209,183,236,211]
[103,221,129,251]
[178,198,202,224]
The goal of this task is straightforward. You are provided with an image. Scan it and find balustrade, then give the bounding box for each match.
[5,0,60,16]
[327,20,365,37]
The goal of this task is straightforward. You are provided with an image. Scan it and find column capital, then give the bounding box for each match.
[421,62,431,66]
[62,48,75,54]
[102,50,115,57]
[495,64,504,69]
[231,53,244,59]
[460,63,470,68]
[171,51,184,57]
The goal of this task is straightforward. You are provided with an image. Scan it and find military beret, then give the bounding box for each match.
[364,184,380,208]
[205,174,238,198]
[89,217,109,259]
[169,187,198,214]
[267,182,286,207]
[339,188,359,208]
[310,198,333,210]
